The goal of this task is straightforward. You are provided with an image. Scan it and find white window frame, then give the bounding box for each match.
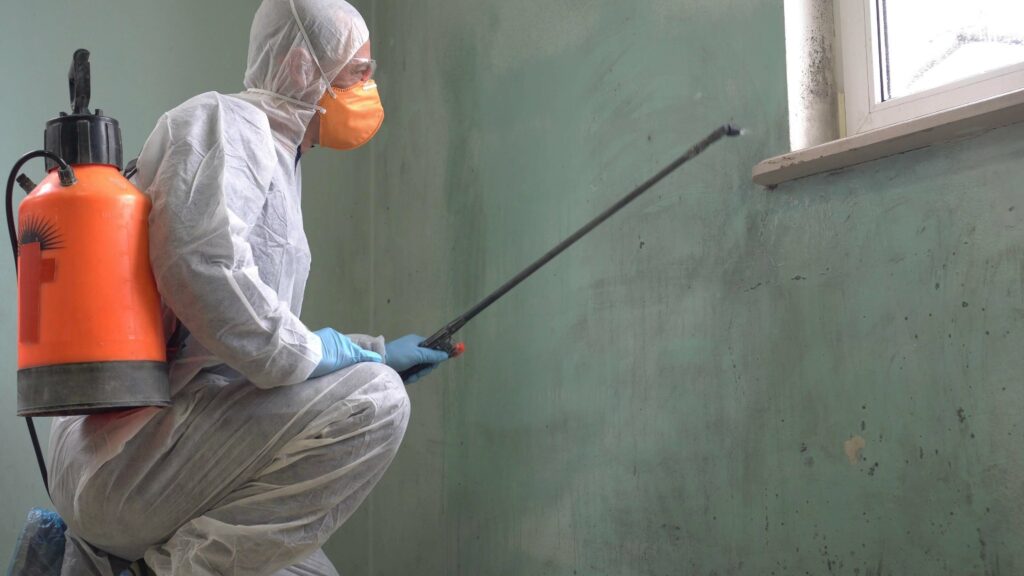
[839,0,1024,135]
[755,0,1024,186]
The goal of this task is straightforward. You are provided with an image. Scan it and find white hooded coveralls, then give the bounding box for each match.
[47,1,408,574]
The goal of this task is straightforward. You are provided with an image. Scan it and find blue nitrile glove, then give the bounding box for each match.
[309,328,383,379]
[385,334,451,383]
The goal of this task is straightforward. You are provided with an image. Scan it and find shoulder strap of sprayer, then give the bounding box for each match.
[124,157,138,180]
[166,319,191,360]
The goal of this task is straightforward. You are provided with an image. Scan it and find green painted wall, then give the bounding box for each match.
[5,2,1023,575]
[329,0,1024,574]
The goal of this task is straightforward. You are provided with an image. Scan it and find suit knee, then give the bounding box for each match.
[359,363,410,442]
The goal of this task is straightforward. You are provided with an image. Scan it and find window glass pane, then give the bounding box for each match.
[877,0,1024,101]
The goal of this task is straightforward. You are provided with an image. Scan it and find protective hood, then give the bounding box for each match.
[237,0,369,149]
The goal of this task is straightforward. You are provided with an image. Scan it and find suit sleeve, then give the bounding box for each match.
[136,107,322,388]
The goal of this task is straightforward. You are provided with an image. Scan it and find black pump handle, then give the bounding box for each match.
[69,49,91,115]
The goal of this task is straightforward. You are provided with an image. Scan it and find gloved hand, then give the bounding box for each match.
[309,328,383,379]
[385,334,450,383]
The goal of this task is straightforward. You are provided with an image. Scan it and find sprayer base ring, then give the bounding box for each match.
[17,360,170,417]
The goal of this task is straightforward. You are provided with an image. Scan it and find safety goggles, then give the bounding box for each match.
[333,58,377,89]
[348,58,377,81]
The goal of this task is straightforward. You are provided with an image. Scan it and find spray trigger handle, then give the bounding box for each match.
[397,336,465,383]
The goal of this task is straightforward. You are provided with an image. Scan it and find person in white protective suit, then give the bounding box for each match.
[46,1,450,574]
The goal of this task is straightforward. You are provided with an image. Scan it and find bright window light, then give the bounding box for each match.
[877,0,1024,102]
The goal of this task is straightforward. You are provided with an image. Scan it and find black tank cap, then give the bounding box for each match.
[44,49,123,171]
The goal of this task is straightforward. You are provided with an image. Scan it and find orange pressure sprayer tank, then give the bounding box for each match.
[14,49,169,416]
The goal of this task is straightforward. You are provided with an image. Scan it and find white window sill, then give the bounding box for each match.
[752,88,1024,187]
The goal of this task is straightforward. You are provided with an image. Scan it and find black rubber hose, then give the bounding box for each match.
[7,151,75,261]
[6,149,76,498]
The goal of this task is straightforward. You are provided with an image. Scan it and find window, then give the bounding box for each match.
[756,0,1024,186]
[839,0,1024,134]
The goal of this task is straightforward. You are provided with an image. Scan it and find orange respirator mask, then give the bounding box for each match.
[316,80,385,150]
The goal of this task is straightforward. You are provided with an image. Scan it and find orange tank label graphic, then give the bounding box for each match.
[18,242,57,343]
[18,215,63,343]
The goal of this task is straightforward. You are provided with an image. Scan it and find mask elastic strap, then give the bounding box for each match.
[287,0,337,99]
[246,88,327,114]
